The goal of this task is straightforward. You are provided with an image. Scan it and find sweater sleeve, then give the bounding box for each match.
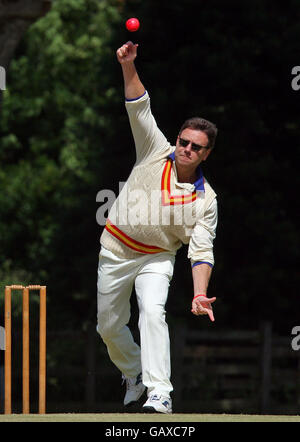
[125,91,171,163]
[188,198,218,267]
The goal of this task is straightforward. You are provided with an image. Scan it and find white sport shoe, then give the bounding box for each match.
[142,394,172,414]
[123,373,146,407]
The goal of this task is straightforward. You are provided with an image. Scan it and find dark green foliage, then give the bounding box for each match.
[0,0,299,351]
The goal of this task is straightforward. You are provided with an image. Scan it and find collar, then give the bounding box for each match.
[168,151,205,192]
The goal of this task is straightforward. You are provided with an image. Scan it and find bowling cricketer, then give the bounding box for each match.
[97,41,218,414]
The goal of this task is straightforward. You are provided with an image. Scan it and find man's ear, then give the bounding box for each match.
[203,149,212,161]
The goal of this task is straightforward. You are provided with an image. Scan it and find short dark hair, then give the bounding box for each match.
[179,117,218,150]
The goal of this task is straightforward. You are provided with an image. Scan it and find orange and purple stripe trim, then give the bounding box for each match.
[105,219,166,254]
[161,159,197,206]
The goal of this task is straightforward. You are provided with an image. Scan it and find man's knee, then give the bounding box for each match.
[97,320,115,342]
[139,303,166,326]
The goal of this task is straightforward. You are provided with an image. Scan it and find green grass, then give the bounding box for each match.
[0,413,300,422]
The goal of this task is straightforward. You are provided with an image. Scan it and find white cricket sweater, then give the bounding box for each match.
[100,91,217,266]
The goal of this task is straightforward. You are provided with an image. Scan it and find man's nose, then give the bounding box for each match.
[184,142,192,152]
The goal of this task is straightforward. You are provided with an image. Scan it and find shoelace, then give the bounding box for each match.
[149,394,170,408]
[121,374,129,388]
[150,394,160,401]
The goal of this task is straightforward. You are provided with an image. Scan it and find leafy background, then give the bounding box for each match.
[0,0,299,412]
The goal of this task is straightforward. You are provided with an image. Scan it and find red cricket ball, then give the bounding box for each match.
[126,18,140,32]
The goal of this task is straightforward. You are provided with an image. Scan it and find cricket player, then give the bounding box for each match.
[97,41,218,414]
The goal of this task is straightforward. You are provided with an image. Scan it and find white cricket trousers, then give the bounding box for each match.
[97,246,175,398]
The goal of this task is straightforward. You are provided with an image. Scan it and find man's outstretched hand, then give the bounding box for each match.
[191,295,216,322]
[116,41,138,64]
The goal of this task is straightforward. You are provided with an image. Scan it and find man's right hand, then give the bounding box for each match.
[116,41,138,64]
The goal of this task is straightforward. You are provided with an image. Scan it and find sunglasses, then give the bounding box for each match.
[178,137,207,152]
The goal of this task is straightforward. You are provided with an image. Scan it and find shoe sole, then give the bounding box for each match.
[142,406,172,414]
[125,401,138,407]
[143,406,157,413]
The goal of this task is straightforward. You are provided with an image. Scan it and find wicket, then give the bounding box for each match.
[4,285,46,414]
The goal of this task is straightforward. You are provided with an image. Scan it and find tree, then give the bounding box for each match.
[1,0,299,333]
[0,0,299,412]
[0,0,126,324]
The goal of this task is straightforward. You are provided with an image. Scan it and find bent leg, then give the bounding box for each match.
[97,249,141,377]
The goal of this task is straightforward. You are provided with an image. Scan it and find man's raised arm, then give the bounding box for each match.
[116,41,170,162]
[116,41,145,100]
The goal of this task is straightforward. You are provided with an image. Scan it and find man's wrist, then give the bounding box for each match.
[193,294,206,300]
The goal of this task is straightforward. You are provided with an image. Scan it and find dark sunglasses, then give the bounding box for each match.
[178,137,207,152]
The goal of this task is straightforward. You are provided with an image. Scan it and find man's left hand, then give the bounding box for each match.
[191,295,216,321]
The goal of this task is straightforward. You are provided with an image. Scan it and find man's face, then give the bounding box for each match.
[175,128,211,169]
